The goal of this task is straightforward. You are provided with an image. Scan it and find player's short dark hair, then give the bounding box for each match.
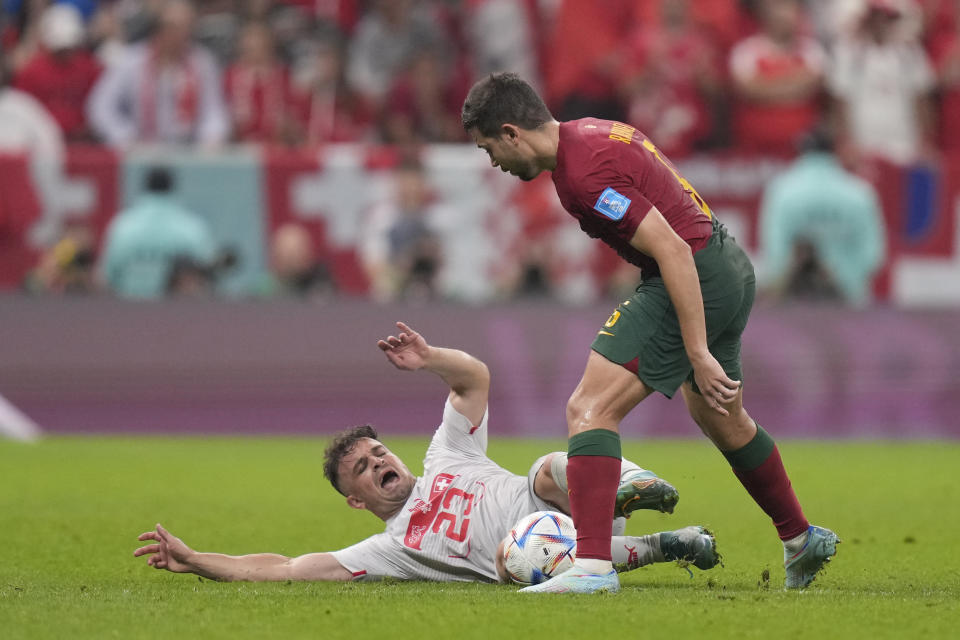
[461,72,553,137]
[323,424,379,496]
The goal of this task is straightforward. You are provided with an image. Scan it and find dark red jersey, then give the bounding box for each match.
[551,118,714,277]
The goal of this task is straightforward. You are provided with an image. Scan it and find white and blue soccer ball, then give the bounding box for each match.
[503,511,577,585]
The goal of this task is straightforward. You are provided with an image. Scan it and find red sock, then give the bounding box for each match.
[567,455,621,560]
[732,446,809,541]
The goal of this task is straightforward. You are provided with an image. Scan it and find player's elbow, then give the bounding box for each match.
[458,353,490,393]
[475,360,491,391]
[654,236,694,267]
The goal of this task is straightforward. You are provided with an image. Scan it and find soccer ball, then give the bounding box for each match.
[503,511,577,585]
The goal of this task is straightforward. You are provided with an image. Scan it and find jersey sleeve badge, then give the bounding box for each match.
[593,187,632,221]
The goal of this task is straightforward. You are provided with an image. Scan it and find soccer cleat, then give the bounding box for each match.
[614,470,679,518]
[659,526,721,570]
[784,524,840,589]
[519,567,620,594]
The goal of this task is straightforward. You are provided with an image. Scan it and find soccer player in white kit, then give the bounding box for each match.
[134,323,718,584]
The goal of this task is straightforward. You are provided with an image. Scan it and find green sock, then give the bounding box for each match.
[568,429,622,459]
[722,423,774,471]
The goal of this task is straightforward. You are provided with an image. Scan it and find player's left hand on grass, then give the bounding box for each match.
[378,321,430,371]
[133,523,194,573]
[692,355,741,416]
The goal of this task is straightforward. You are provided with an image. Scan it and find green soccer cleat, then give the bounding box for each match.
[519,567,620,594]
[660,526,721,571]
[784,525,840,589]
[614,470,679,518]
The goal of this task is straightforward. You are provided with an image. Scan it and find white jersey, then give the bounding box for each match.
[331,399,549,582]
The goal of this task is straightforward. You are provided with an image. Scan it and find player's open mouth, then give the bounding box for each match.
[380,470,399,489]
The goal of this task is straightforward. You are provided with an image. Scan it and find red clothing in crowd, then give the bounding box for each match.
[13,49,101,140]
[544,0,634,106]
[925,2,960,150]
[384,59,471,144]
[282,0,361,33]
[632,0,754,53]
[0,154,42,287]
[620,23,718,157]
[224,64,294,143]
[729,31,825,155]
[290,87,374,145]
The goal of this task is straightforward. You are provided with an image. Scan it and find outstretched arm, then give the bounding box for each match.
[378,321,490,425]
[133,524,352,582]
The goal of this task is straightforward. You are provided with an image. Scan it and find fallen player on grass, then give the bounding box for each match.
[134,322,719,585]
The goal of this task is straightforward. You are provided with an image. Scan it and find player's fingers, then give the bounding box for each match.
[703,390,729,416]
[154,560,167,569]
[134,544,160,557]
[717,385,739,402]
[156,524,172,539]
[396,321,414,335]
[386,335,401,347]
[138,531,159,542]
[720,377,741,393]
[377,340,391,351]
[711,400,730,417]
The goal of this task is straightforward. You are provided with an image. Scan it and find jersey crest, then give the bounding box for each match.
[594,187,631,221]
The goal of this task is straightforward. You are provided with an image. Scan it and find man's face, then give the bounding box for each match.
[470,128,542,182]
[155,2,195,58]
[337,438,416,515]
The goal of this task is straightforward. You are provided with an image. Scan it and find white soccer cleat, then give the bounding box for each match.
[784,524,840,589]
[518,566,620,594]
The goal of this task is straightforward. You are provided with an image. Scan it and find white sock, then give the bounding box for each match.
[783,530,809,556]
[611,535,663,572]
[612,516,626,536]
[549,452,650,494]
[573,557,614,574]
[549,452,569,493]
[618,458,649,482]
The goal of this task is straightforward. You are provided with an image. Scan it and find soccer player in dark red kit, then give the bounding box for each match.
[462,72,838,593]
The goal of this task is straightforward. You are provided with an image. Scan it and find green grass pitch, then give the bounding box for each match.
[2,436,959,639]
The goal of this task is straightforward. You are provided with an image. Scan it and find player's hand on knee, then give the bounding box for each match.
[692,356,740,416]
[377,321,430,371]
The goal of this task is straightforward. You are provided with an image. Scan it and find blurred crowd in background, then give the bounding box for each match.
[2,0,958,305]
[5,0,959,155]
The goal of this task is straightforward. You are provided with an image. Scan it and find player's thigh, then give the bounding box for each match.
[681,382,755,451]
[567,350,654,434]
[686,243,757,393]
[590,281,691,399]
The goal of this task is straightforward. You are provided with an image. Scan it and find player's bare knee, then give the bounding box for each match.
[565,393,590,432]
[537,453,558,482]
[534,454,558,493]
[733,407,753,429]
